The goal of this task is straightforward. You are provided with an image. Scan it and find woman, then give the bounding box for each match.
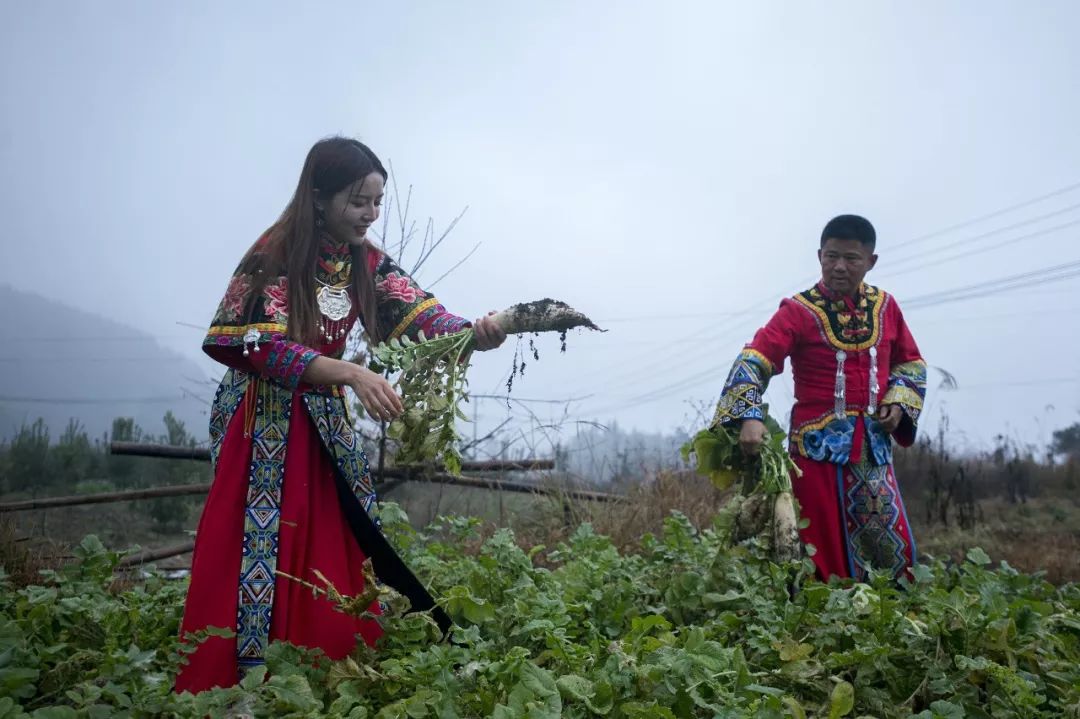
[175,137,506,693]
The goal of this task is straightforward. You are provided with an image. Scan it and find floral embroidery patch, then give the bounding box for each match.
[263,278,289,321]
[219,274,252,321]
[376,272,426,304]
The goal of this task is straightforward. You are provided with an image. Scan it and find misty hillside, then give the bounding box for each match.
[555,421,693,484]
[0,285,213,443]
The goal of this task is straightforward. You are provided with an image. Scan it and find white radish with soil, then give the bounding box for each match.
[770,491,802,563]
[489,299,602,335]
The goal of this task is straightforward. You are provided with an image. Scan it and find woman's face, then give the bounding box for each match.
[321,172,385,245]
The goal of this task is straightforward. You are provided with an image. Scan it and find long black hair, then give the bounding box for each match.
[243,137,388,344]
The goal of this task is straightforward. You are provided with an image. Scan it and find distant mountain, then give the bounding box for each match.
[0,285,213,443]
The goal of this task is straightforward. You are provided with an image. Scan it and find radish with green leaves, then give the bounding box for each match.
[369,299,602,474]
[682,410,803,562]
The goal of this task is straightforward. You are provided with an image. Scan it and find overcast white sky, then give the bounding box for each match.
[2,1,1079,454]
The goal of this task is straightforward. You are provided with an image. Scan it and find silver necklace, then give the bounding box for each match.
[315,276,352,322]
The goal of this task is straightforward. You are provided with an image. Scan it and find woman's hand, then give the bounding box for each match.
[473,311,507,351]
[347,365,404,423]
[300,356,403,422]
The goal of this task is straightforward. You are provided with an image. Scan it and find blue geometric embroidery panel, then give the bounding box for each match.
[209,369,249,468]
[303,393,380,525]
[235,381,291,671]
[838,460,911,581]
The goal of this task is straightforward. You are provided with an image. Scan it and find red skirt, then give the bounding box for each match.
[174,394,383,694]
[792,455,916,582]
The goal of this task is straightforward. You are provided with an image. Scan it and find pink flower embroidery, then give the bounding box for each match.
[264,278,289,320]
[219,274,251,321]
[376,272,425,304]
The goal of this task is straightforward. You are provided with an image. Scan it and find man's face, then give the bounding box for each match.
[817,237,877,296]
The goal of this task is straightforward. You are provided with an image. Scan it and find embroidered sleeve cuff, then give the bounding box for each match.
[388,298,470,342]
[262,337,320,391]
[710,349,773,427]
[883,359,927,424]
[883,384,924,423]
[218,328,321,391]
[883,359,926,446]
[204,322,288,350]
[202,323,288,374]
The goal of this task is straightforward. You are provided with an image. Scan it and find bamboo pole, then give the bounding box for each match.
[109,442,209,461]
[396,472,622,503]
[0,483,212,512]
[0,471,619,512]
[108,442,555,473]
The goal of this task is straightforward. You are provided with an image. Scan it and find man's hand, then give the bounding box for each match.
[739,418,768,456]
[878,404,903,434]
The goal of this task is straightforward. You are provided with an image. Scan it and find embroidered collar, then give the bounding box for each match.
[317,235,353,284]
[816,281,866,306]
[795,282,885,351]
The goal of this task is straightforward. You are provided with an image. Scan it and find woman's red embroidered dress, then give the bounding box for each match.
[175,238,469,693]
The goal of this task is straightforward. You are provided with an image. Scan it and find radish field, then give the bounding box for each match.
[1,504,1078,718]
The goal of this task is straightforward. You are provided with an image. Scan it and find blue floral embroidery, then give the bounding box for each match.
[802,429,825,458]
[865,416,893,466]
[800,415,893,467]
[802,416,854,465]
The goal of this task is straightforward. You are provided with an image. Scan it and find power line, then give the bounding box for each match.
[879,221,1080,283]
[179,387,213,406]
[0,395,194,405]
[887,179,1080,257]
[903,258,1080,308]
[471,394,592,404]
[562,279,809,391]
[570,260,1080,418]
[911,306,1080,325]
[883,201,1080,272]
[520,188,1080,333]
[152,185,1080,423]
[492,186,1080,427]
[5,336,190,343]
[565,222,1080,397]
[947,377,1080,391]
[0,357,196,363]
[597,311,749,323]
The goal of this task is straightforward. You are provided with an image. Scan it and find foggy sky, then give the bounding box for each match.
[2,1,1079,455]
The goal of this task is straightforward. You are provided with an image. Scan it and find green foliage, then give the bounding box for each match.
[1051,422,1080,462]
[1,420,51,495]
[0,413,210,535]
[371,329,476,474]
[680,411,797,495]
[0,536,190,717]
[2,505,1079,717]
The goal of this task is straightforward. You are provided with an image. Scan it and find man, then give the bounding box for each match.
[711,215,926,581]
